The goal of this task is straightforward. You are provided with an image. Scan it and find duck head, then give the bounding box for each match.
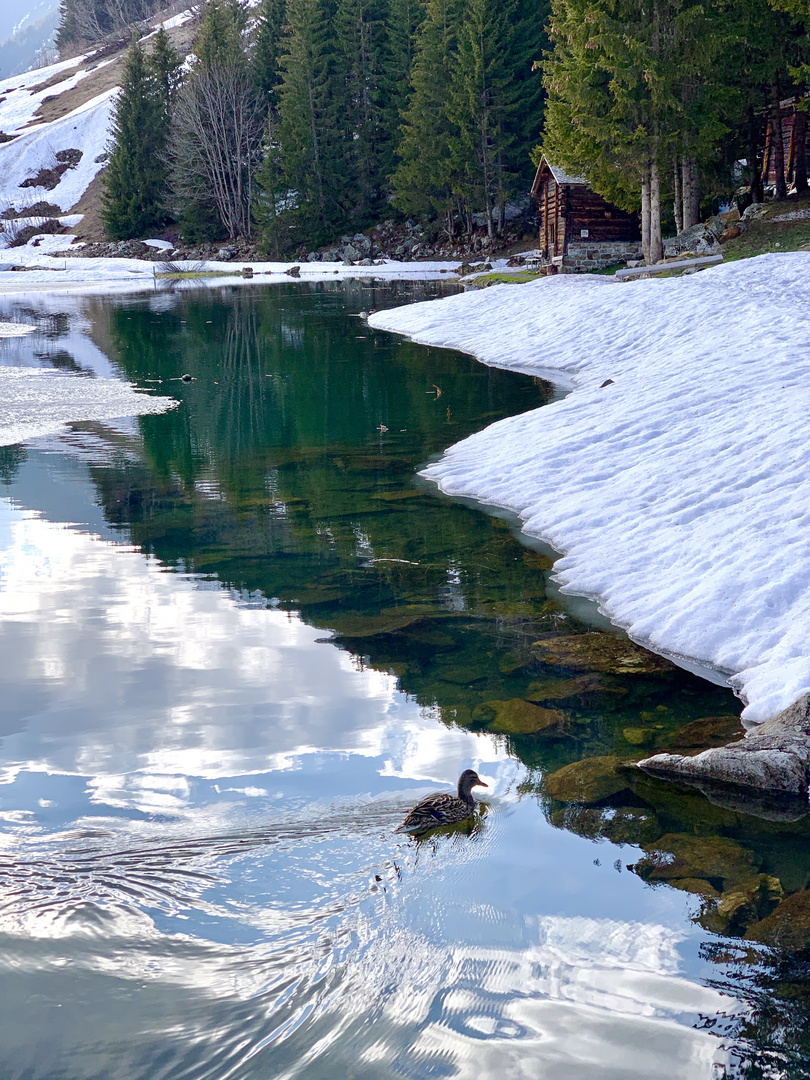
[457,769,487,798]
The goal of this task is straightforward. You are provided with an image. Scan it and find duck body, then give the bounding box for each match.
[395,770,487,835]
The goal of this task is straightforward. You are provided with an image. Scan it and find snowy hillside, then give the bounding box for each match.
[0,8,196,229]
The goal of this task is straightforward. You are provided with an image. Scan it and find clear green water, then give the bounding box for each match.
[0,280,809,1079]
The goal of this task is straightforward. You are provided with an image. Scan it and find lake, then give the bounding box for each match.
[0,279,808,1079]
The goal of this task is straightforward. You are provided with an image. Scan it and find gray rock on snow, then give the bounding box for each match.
[638,692,810,797]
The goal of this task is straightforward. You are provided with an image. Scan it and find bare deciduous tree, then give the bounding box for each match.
[169,63,265,241]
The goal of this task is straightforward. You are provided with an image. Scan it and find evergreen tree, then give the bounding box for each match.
[391,0,460,233]
[193,0,249,66]
[336,0,391,210]
[101,38,171,240]
[448,0,519,234]
[272,0,350,241]
[149,26,182,109]
[252,0,288,113]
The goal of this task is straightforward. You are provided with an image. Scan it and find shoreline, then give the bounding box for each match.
[369,251,810,798]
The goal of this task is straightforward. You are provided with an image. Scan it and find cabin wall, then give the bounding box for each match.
[534,171,642,271]
[763,102,810,190]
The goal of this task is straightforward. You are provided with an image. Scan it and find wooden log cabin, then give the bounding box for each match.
[531,156,642,272]
[762,96,809,193]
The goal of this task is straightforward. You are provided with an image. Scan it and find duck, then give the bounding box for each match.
[395,770,487,835]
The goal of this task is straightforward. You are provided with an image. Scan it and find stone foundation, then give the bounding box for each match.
[552,240,643,273]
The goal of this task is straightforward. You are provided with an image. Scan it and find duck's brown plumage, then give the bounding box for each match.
[395,770,487,834]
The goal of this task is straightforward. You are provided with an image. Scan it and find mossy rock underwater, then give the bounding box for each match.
[531,633,675,675]
[544,755,634,804]
[745,888,810,951]
[484,698,567,735]
[631,833,756,889]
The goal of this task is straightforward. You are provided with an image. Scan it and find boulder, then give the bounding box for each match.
[745,888,810,950]
[663,223,720,258]
[544,755,633,804]
[632,833,756,887]
[484,698,566,735]
[531,633,674,675]
[638,693,810,796]
[699,874,783,936]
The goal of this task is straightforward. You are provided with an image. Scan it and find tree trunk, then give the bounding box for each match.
[682,155,699,229]
[770,79,787,200]
[793,100,808,194]
[748,104,764,203]
[673,159,683,234]
[649,159,663,263]
[641,172,651,263]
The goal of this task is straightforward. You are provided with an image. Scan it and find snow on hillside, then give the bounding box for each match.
[369,253,810,725]
[0,90,116,214]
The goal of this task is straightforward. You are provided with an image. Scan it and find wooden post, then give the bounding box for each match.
[770,79,787,200]
[793,96,808,194]
[673,160,683,234]
[546,183,552,257]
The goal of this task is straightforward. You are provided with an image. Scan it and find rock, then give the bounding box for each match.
[699,874,783,936]
[663,223,720,258]
[241,267,253,278]
[341,244,359,262]
[506,255,526,267]
[622,727,657,747]
[626,259,645,268]
[632,833,756,887]
[745,888,810,951]
[551,804,661,846]
[719,224,742,243]
[530,633,674,675]
[285,265,301,278]
[742,202,768,221]
[526,674,625,706]
[359,257,375,266]
[663,715,745,754]
[217,247,235,260]
[307,251,320,261]
[484,698,566,735]
[668,877,720,898]
[544,755,632,804]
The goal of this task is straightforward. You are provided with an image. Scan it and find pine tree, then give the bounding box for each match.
[193,0,249,66]
[448,0,519,235]
[273,0,349,241]
[101,38,170,240]
[252,0,288,113]
[336,0,390,210]
[390,0,460,233]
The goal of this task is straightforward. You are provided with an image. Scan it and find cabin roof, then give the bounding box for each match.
[531,156,587,194]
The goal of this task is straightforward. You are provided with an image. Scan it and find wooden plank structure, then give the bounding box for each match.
[530,156,642,272]
[762,96,810,192]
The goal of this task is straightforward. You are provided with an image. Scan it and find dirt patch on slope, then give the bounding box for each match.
[69,167,108,241]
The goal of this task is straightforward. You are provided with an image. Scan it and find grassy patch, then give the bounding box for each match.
[721,193,810,262]
[154,270,242,279]
[467,270,542,288]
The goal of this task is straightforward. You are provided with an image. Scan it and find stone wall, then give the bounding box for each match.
[553,240,644,273]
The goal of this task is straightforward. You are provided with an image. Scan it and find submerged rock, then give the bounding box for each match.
[485,698,566,734]
[663,715,745,754]
[745,888,810,951]
[526,674,627,706]
[531,633,674,675]
[544,755,632,804]
[699,874,783,936]
[632,832,756,887]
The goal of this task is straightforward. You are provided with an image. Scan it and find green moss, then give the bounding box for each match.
[544,755,633,804]
[485,698,566,734]
[467,271,542,288]
[745,888,810,951]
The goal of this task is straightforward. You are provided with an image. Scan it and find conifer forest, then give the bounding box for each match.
[73,0,809,255]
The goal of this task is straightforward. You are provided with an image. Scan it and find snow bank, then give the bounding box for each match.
[0,367,175,445]
[0,89,116,213]
[369,253,810,724]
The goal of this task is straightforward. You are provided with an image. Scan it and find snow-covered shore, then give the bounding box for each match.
[369,253,810,728]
